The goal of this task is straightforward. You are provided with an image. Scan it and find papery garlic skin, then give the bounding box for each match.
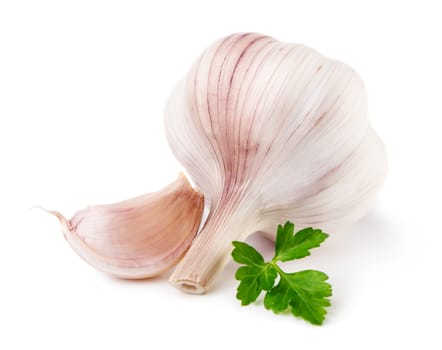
[164,33,387,293]
[49,174,204,279]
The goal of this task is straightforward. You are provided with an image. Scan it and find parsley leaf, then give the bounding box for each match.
[235,265,277,305]
[232,242,277,305]
[232,241,265,266]
[232,221,332,325]
[264,270,331,325]
[274,222,329,262]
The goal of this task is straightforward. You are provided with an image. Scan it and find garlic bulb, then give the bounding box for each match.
[164,33,387,294]
[48,174,204,279]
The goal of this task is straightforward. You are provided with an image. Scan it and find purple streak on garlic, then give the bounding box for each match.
[48,174,204,279]
[164,33,387,294]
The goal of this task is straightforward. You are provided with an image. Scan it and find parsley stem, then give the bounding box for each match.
[270,260,286,277]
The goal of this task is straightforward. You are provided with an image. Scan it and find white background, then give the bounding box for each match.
[1,0,441,349]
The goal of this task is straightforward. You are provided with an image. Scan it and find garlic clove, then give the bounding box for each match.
[47,174,204,279]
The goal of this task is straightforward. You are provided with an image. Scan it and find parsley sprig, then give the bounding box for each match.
[232,221,332,325]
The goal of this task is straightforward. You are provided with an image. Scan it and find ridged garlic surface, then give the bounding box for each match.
[164,33,387,294]
[49,175,204,279]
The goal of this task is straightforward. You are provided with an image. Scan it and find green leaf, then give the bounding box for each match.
[274,221,295,258]
[232,241,274,305]
[274,224,329,262]
[233,263,277,305]
[231,222,332,325]
[235,266,264,305]
[285,270,332,325]
[258,264,277,291]
[264,270,331,325]
[232,241,265,266]
[264,277,292,312]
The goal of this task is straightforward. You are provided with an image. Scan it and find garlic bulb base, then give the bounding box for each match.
[171,280,206,295]
[169,199,257,294]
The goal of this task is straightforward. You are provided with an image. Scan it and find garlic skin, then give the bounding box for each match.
[164,33,387,294]
[49,174,204,279]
